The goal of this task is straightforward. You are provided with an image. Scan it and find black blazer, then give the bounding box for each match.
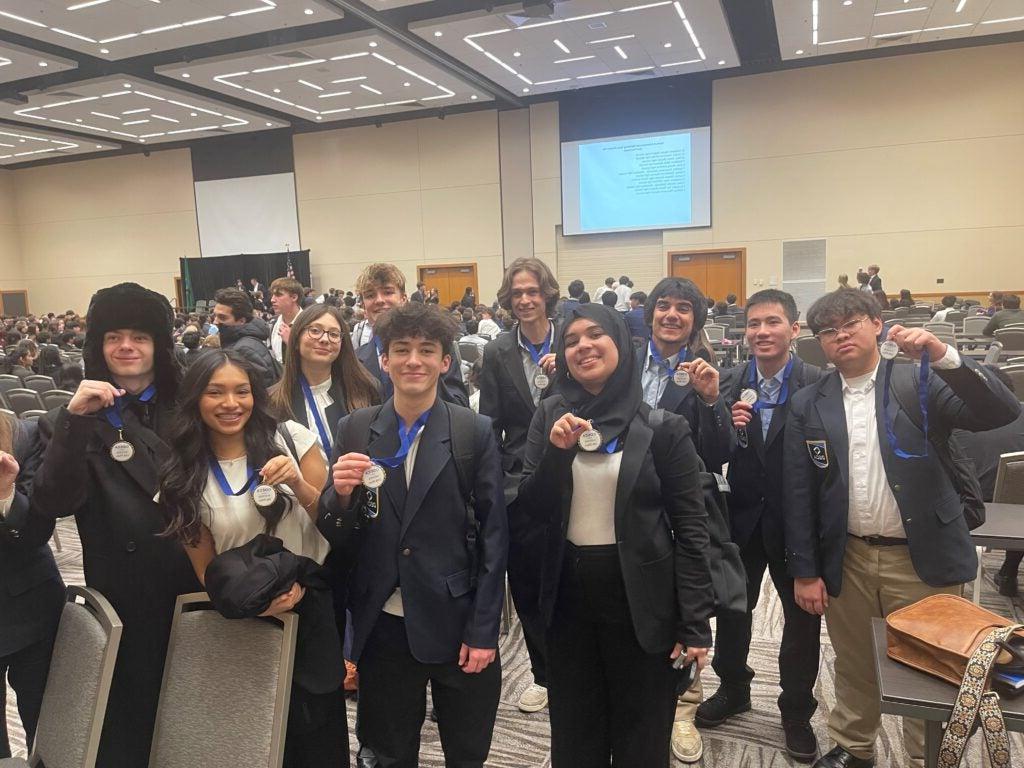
[287,379,350,448]
[0,419,64,658]
[518,399,714,653]
[634,344,733,474]
[721,356,823,560]
[478,329,556,505]
[318,400,508,665]
[356,339,469,408]
[784,356,1021,597]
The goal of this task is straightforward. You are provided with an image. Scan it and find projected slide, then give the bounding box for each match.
[562,128,711,236]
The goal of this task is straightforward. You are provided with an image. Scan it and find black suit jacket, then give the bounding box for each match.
[518,399,714,653]
[478,329,556,505]
[635,345,733,474]
[721,356,823,560]
[318,400,508,664]
[0,419,64,658]
[356,339,469,408]
[784,356,1021,596]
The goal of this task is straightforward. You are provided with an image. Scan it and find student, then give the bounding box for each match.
[983,293,1024,336]
[517,303,713,767]
[351,263,469,407]
[784,288,1020,768]
[476,307,501,339]
[866,264,883,293]
[0,412,63,760]
[558,279,585,321]
[318,301,507,768]
[479,256,560,713]
[930,295,958,323]
[6,339,37,380]
[32,283,203,766]
[158,351,345,767]
[410,281,426,303]
[268,277,305,365]
[697,290,823,763]
[212,287,279,389]
[624,291,648,342]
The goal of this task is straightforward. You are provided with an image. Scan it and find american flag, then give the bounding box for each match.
[286,252,295,279]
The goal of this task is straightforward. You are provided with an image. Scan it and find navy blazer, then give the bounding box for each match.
[317,400,508,665]
[634,343,733,474]
[0,419,64,658]
[784,355,1021,596]
[356,339,470,408]
[722,356,823,559]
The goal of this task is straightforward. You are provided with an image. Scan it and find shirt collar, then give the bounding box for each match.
[647,341,680,371]
[840,361,880,394]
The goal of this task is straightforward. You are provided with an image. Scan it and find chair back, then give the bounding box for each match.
[1007,356,1024,366]
[993,328,1024,351]
[20,410,46,421]
[924,322,954,335]
[1001,365,1024,400]
[149,593,297,768]
[22,375,56,394]
[795,335,829,369]
[962,316,990,336]
[0,375,21,397]
[892,306,910,316]
[880,310,895,321]
[41,389,74,410]
[932,334,956,347]
[32,586,123,768]
[993,451,1024,505]
[704,324,726,342]
[944,311,965,327]
[908,305,932,316]
[457,340,482,364]
[5,389,44,415]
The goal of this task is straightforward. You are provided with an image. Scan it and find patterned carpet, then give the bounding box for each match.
[7,518,1024,767]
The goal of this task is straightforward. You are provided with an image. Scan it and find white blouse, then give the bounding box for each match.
[303,376,334,459]
[567,451,623,546]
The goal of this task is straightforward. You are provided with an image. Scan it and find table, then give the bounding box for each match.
[871,618,1024,768]
[970,502,1024,603]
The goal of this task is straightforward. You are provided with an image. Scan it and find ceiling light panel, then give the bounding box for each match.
[359,0,436,9]
[773,0,1024,61]
[155,33,491,123]
[0,40,76,85]
[0,120,118,165]
[0,76,289,144]
[410,0,738,96]
[0,0,343,61]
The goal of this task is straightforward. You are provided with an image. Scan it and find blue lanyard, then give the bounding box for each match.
[518,323,552,366]
[746,357,794,412]
[649,342,686,376]
[103,384,156,429]
[300,375,332,453]
[882,350,930,459]
[208,457,259,496]
[375,409,431,468]
[372,335,384,357]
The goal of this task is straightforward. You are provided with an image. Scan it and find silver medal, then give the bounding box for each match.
[252,484,278,507]
[578,428,603,452]
[362,464,386,489]
[739,388,759,406]
[110,440,135,462]
[534,372,550,390]
[672,368,690,387]
[880,340,900,360]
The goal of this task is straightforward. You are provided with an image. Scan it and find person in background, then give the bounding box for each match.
[594,277,615,304]
[895,289,915,308]
[410,282,426,303]
[985,291,1005,317]
[615,275,632,312]
[855,272,872,293]
[983,294,1024,336]
[249,276,267,299]
[872,290,889,312]
[624,291,648,342]
[866,265,882,292]
[785,288,1020,768]
[579,291,591,304]
[517,303,712,768]
[558,279,585,321]
[6,340,37,380]
[461,286,477,309]
[726,294,744,315]
[181,329,204,367]
[931,295,958,323]
[57,363,83,391]
[600,291,618,311]
[212,288,279,390]
[837,274,850,289]
[706,297,717,317]
[268,278,305,365]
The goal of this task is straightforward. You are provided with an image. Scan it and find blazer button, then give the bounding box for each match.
[893,484,901,492]
[126,540,137,553]
[401,547,411,557]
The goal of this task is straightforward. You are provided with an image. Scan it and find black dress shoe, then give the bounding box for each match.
[993,569,1019,597]
[813,745,874,768]
[694,686,751,727]
[782,720,818,763]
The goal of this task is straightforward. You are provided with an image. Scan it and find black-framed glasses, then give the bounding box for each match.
[305,326,342,343]
[816,316,867,343]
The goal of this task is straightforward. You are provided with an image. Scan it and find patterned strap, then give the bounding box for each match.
[937,625,1022,768]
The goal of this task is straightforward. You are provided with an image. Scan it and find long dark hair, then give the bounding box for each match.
[160,350,290,546]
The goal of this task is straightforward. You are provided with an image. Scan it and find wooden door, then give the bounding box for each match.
[0,290,28,316]
[667,249,745,305]
[418,264,478,308]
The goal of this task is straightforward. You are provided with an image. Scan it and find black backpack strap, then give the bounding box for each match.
[276,423,300,463]
[446,402,481,588]
[341,405,382,458]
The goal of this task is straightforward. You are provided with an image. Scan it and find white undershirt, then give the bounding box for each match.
[381,430,423,618]
[567,451,622,546]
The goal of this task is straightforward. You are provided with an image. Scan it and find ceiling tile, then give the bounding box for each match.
[0,40,76,84]
[0,75,289,144]
[0,120,118,165]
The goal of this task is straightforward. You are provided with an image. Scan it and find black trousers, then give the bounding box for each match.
[357,613,501,768]
[547,544,677,768]
[0,636,55,758]
[283,685,349,768]
[712,520,821,722]
[507,498,547,686]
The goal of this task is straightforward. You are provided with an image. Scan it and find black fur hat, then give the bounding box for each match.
[84,283,181,398]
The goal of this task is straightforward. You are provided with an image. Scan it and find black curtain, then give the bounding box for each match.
[180,250,311,305]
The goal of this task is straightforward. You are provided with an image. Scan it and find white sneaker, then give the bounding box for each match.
[671,720,704,763]
[517,683,548,712]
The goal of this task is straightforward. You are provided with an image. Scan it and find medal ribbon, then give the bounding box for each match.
[375,409,431,468]
[572,409,621,453]
[746,357,795,412]
[518,322,553,367]
[103,383,156,430]
[300,375,332,453]
[650,342,687,378]
[882,349,930,459]
[208,457,260,496]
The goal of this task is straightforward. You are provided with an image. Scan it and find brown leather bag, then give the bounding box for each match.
[886,594,1023,768]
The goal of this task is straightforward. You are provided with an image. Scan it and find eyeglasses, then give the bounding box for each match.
[816,316,867,343]
[305,326,342,343]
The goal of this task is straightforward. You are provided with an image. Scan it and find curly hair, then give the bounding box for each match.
[374,302,457,353]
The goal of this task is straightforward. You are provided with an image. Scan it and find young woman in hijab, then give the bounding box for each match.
[159,350,347,768]
[517,303,714,767]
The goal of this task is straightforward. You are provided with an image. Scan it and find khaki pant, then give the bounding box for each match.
[674,672,703,721]
[825,536,963,765]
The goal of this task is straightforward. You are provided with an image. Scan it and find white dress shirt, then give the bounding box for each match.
[567,452,622,546]
[842,345,961,539]
[0,485,14,519]
[640,342,681,408]
[381,430,423,618]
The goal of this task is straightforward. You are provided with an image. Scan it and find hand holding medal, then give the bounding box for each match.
[882,324,948,363]
[331,452,375,500]
[682,358,720,404]
[549,412,591,451]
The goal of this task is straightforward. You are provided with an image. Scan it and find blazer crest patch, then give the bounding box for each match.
[806,440,829,469]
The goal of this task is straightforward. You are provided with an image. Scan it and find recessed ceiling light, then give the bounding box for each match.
[190,112,198,117]
[266,122,273,126]
[843,0,852,4]
[664,42,672,48]
[38,61,48,67]
[522,87,530,93]
[795,49,804,54]
[273,88,281,93]
[470,94,478,100]
[315,115,323,120]
[123,83,132,88]
[304,7,314,14]
[368,41,378,48]
[403,82,410,86]
[718,59,726,65]
[181,73,190,78]
[434,30,443,37]
[75,118,82,122]
[513,51,521,57]
[99,47,109,53]
[139,138,146,143]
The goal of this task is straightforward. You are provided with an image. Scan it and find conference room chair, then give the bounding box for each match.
[795,336,829,369]
[0,586,123,768]
[21,376,56,395]
[0,408,14,419]
[148,593,297,768]
[909,306,933,316]
[994,451,1024,505]
[457,340,482,365]
[18,410,46,422]
[901,318,927,328]
[963,316,991,336]
[4,346,16,356]
[892,306,910,317]
[880,310,896,322]
[994,328,1024,351]
[1007,356,1024,365]
[1002,365,1024,400]
[924,322,955,335]
[932,334,957,348]
[0,375,22,397]
[944,310,966,327]
[704,324,726,342]
[4,389,44,416]
[40,390,74,410]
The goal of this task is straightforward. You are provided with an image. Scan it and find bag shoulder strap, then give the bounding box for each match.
[341,405,383,458]
[446,402,481,588]
[276,423,300,463]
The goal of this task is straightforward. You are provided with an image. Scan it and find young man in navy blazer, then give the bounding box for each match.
[697,289,824,763]
[784,289,1020,768]
[319,301,507,768]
